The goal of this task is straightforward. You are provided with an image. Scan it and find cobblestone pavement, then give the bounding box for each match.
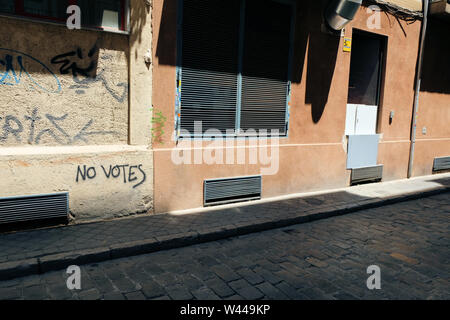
[0,193,448,300]
[1,174,448,268]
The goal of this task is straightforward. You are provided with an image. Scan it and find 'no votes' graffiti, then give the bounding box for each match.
[76,164,146,189]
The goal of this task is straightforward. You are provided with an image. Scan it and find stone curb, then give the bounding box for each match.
[0,185,448,281]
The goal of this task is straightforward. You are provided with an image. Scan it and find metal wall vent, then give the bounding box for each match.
[0,192,69,225]
[204,176,262,206]
[433,156,450,172]
[351,165,383,185]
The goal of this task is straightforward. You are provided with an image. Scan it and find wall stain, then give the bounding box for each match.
[14,160,31,167]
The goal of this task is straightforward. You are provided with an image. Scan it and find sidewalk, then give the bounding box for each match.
[1,173,449,281]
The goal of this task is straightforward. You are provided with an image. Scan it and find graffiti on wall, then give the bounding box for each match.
[0,46,128,103]
[0,48,62,93]
[0,108,118,145]
[76,164,146,189]
[51,45,128,103]
[1,45,128,145]
[150,107,167,145]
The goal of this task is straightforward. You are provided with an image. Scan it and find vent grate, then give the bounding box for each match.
[0,193,69,225]
[204,176,262,206]
[433,156,450,172]
[351,165,383,185]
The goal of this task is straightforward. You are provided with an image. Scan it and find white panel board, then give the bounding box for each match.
[347,134,380,169]
[355,105,378,135]
[345,104,358,135]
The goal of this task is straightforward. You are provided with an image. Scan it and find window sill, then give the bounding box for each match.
[0,13,130,36]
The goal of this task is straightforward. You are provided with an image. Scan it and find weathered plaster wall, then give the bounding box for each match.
[129,0,153,146]
[351,4,421,182]
[0,0,154,222]
[0,17,129,147]
[413,18,450,177]
[152,0,424,213]
[0,146,153,221]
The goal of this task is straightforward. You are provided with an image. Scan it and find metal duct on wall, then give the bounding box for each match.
[325,0,362,30]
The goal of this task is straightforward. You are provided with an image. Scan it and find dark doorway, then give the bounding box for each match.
[348,30,386,106]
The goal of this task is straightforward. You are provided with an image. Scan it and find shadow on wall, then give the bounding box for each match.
[155,0,178,67]
[0,0,156,81]
[302,0,340,123]
[0,16,133,96]
[155,0,340,124]
[420,18,450,94]
[0,10,146,146]
[129,0,151,60]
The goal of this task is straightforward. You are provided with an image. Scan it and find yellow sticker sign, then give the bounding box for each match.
[343,37,352,52]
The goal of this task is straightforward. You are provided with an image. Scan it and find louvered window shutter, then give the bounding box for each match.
[178,0,293,137]
[240,0,292,135]
[180,0,241,135]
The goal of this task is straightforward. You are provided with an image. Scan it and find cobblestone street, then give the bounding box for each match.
[0,193,448,300]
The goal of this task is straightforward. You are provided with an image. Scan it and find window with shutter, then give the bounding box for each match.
[177,0,295,138]
[240,0,292,135]
[179,0,241,135]
[0,0,127,31]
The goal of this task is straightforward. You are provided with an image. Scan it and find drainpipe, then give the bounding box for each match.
[408,0,429,178]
